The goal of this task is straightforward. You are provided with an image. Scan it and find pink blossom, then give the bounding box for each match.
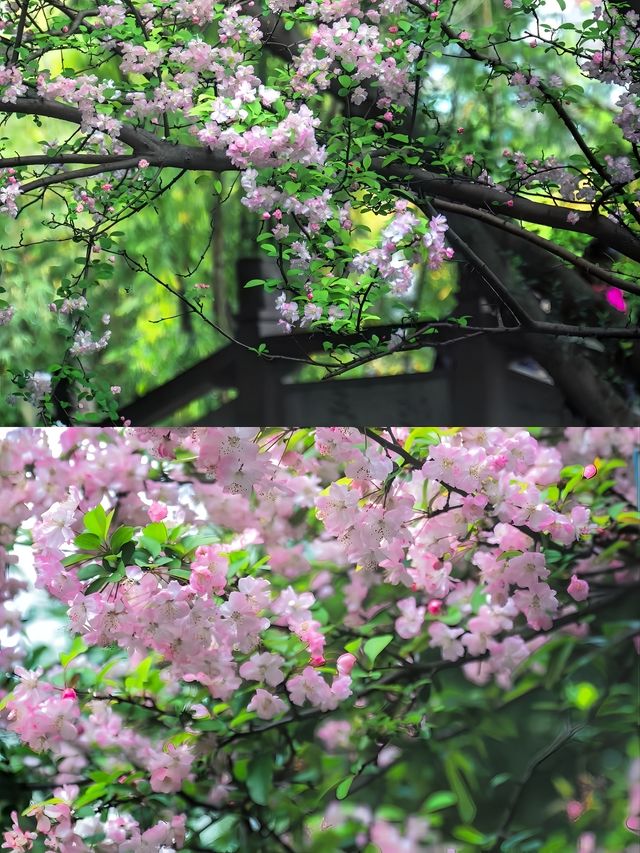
[567,575,589,602]
[395,597,426,639]
[239,652,286,686]
[148,743,194,793]
[246,688,288,720]
[606,287,627,312]
[287,667,338,711]
[567,799,584,821]
[147,501,168,522]
[336,653,357,676]
[2,811,37,851]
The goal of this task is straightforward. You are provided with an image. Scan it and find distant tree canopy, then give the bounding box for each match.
[0,0,639,423]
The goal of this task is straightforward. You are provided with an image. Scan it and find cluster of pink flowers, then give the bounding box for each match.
[198,104,326,169]
[0,168,21,218]
[119,43,166,76]
[68,328,112,357]
[5,667,80,753]
[291,20,416,104]
[0,64,27,102]
[324,802,430,852]
[0,427,636,848]
[350,203,453,296]
[3,798,187,851]
[36,72,123,138]
[96,2,127,28]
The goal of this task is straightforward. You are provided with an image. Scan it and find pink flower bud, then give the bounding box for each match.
[582,463,597,479]
[148,501,168,523]
[427,599,443,615]
[337,653,357,676]
[567,575,589,602]
[566,800,584,821]
[62,688,77,700]
[310,655,325,667]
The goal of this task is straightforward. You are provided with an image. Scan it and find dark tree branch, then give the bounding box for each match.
[2,98,638,262]
[430,199,640,297]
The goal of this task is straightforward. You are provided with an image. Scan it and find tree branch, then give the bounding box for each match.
[430,199,640,297]
[378,162,640,263]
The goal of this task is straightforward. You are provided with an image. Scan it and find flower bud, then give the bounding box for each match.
[337,653,357,675]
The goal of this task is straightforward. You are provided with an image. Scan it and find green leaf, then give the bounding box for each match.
[453,826,492,845]
[62,552,93,567]
[246,753,273,806]
[444,754,476,824]
[199,815,239,847]
[424,790,458,812]
[143,522,168,543]
[364,634,393,666]
[60,636,87,668]
[502,830,537,851]
[83,506,109,541]
[74,532,102,551]
[77,563,105,581]
[490,773,511,788]
[169,568,191,581]
[85,577,108,595]
[344,638,362,655]
[110,526,135,553]
[560,472,583,502]
[22,797,66,816]
[125,655,153,692]
[498,550,523,561]
[139,536,162,558]
[74,783,107,809]
[336,775,355,800]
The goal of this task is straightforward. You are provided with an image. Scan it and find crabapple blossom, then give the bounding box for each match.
[246,688,288,720]
[148,743,195,793]
[0,427,636,850]
[395,597,426,639]
[567,574,590,602]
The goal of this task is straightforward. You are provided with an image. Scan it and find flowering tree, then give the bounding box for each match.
[0,426,638,851]
[0,0,639,423]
